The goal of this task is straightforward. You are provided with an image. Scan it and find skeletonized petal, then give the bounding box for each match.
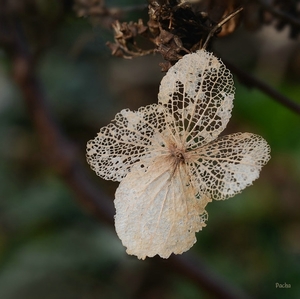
[115,156,208,259]
[158,49,234,150]
[86,104,172,181]
[188,132,271,200]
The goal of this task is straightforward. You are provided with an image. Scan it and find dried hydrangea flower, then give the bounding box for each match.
[86,49,271,260]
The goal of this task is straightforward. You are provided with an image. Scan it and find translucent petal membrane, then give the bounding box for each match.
[187,133,271,200]
[115,156,208,259]
[86,104,174,182]
[158,50,235,150]
[86,49,271,259]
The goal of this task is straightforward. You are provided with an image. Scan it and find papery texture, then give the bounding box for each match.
[187,132,271,200]
[87,49,271,259]
[87,104,172,181]
[158,50,234,150]
[115,156,208,260]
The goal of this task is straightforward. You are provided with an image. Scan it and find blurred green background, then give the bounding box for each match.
[0,1,299,298]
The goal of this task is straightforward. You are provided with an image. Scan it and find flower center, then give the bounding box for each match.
[169,143,186,164]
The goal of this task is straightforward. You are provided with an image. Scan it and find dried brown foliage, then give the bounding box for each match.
[73,0,300,70]
[106,0,244,70]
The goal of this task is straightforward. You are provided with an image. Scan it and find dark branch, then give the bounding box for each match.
[7,19,115,226]
[3,18,254,299]
[225,60,300,116]
[258,0,300,29]
[19,70,115,225]
[167,254,253,299]
[74,1,147,20]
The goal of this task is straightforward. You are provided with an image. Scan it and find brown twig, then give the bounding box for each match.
[225,60,300,116]
[3,18,254,299]
[203,7,244,49]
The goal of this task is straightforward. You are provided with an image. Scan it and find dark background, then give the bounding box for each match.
[0,0,299,298]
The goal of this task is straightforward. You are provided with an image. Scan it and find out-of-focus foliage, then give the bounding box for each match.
[0,0,300,298]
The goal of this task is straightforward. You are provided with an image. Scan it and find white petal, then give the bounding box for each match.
[86,104,171,181]
[188,133,271,200]
[114,156,208,259]
[158,49,234,149]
